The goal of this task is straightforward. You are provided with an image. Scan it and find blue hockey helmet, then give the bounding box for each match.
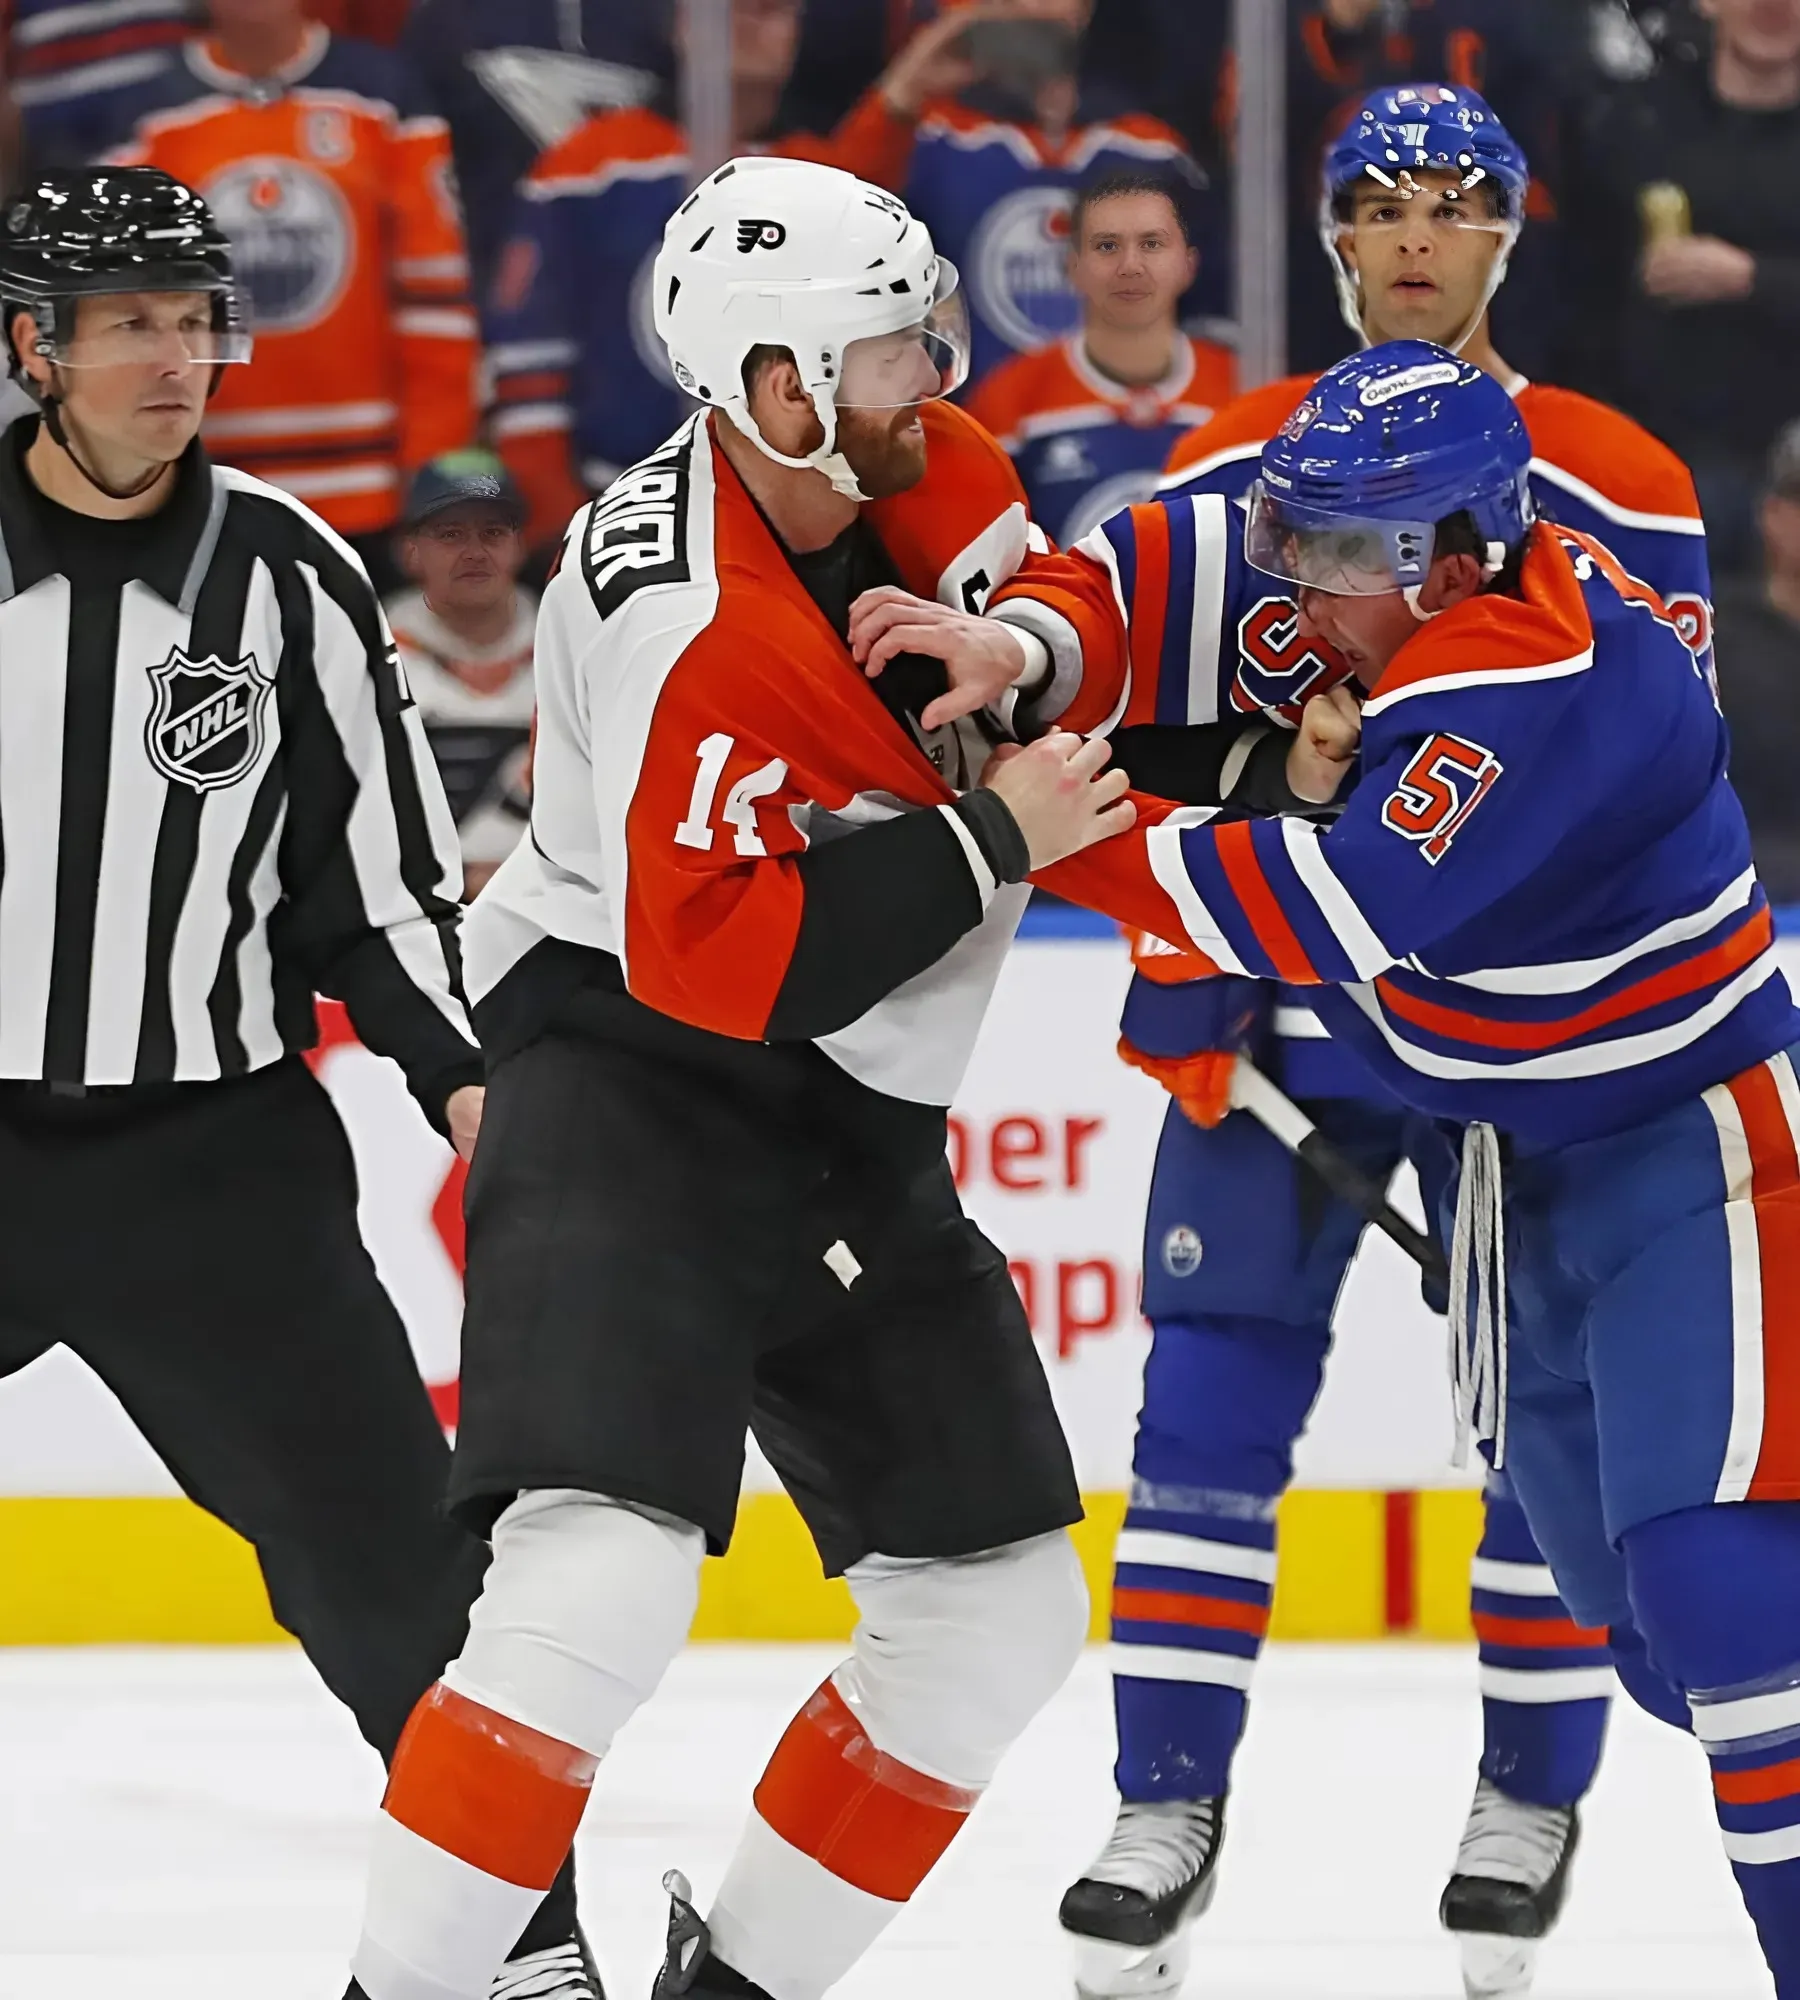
[1245,341,1535,609]
[1319,83,1530,350]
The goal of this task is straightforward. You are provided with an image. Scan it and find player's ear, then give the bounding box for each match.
[8,307,48,389]
[1181,241,1200,288]
[1421,551,1486,614]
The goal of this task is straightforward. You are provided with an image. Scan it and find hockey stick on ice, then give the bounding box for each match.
[1227,1056,1449,1290]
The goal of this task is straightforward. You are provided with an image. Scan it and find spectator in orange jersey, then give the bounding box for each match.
[103,0,478,586]
[485,0,988,553]
[967,168,1233,546]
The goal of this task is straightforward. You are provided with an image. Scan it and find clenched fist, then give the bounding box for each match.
[980,731,1136,869]
[1287,684,1362,805]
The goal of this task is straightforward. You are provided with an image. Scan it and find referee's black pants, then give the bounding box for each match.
[0,1056,578,1950]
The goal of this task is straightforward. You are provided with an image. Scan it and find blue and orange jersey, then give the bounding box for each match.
[903,99,1203,387]
[965,333,1235,550]
[485,91,919,549]
[107,26,478,537]
[1161,372,1716,671]
[1044,521,1795,1145]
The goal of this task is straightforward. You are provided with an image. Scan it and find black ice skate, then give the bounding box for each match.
[650,1871,774,1998]
[1058,1796,1226,1998]
[1439,1776,1581,1999]
[489,1927,607,2000]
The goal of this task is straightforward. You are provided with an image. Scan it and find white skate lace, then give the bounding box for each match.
[490,1942,598,2000]
[1449,1121,1508,1470]
[1081,1799,1221,1902]
[1455,1777,1573,1889]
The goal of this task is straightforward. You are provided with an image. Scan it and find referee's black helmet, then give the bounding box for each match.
[0,167,248,385]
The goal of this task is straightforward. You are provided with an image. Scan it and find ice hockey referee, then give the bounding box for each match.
[0,170,596,1995]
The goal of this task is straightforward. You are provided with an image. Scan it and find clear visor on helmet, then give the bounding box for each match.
[834,277,971,411]
[1244,481,1436,597]
[39,292,252,370]
[1339,168,1513,240]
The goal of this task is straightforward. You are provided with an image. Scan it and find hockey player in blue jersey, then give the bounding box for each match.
[1014,342,1800,2000]
[1074,82,1714,2000]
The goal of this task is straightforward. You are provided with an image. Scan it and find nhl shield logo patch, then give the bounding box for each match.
[145,648,272,793]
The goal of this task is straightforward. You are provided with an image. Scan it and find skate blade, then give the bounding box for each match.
[1071,1929,1193,1999]
[1458,1932,1538,2000]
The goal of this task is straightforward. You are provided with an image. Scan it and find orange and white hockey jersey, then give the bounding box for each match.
[463,400,1061,1108]
[108,26,478,537]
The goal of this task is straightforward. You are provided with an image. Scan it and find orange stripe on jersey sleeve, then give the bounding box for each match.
[1123,501,1170,729]
[1724,1060,1800,1500]
[1213,819,1316,983]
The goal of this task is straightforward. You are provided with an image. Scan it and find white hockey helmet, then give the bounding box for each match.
[652,155,970,500]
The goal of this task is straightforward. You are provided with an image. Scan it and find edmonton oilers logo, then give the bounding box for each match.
[969,185,1079,352]
[1161,1225,1204,1277]
[204,157,351,332]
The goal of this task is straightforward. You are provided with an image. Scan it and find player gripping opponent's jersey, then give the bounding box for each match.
[340,159,1151,2000]
[988,83,1716,2000]
[1020,343,1800,2000]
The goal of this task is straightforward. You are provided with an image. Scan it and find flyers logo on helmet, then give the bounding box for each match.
[1381,732,1503,864]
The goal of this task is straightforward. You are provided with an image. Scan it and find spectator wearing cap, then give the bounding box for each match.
[1559,0,1800,571]
[1712,419,1800,900]
[967,169,1233,546]
[385,453,537,898]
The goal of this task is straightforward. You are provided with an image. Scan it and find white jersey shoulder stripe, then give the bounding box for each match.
[1360,649,1593,720]
[1183,493,1228,726]
[1156,437,1265,493]
[1529,456,1707,537]
[1439,868,1758,995]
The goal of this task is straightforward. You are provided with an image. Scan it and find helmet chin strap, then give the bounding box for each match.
[1328,216,1522,359]
[39,388,171,502]
[725,387,870,503]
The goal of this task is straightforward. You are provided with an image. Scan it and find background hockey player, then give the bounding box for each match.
[340,158,1140,2000]
[386,451,538,899]
[1042,81,1716,2000]
[967,168,1235,548]
[1027,339,1800,2000]
[0,168,589,1998]
[483,0,983,553]
[102,0,479,586]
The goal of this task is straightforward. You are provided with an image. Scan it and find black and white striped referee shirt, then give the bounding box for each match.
[0,418,480,1127]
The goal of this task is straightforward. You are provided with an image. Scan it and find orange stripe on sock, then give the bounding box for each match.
[1727,1061,1800,1499]
[753,1680,979,1904]
[382,1683,596,1890]
[1111,1587,1270,1637]
[1472,1611,1611,1651]
[1714,1755,1800,1806]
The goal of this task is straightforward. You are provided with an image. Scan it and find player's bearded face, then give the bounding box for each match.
[834,399,930,499]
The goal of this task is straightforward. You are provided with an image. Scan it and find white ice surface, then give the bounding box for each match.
[0,1642,1771,1999]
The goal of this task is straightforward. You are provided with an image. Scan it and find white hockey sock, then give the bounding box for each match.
[707,1811,906,2000]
